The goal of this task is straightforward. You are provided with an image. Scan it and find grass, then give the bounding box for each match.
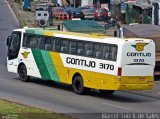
[0,99,74,119]
[27,19,32,23]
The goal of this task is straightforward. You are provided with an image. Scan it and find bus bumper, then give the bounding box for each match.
[115,83,154,90]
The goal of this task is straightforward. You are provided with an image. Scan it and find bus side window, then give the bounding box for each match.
[55,38,60,52]
[77,42,84,56]
[60,39,68,53]
[44,36,53,51]
[110,45,117,61]
[38,36,45,50]
[23,34,30,48]
[102,44,110,60]
[23,34,27,47]
[29,35,38,49]
[69,40,77,55]
[93,44,102,59]
[85,42,93,57]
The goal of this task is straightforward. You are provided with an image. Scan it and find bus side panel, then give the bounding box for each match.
[21,49,66,83]
[50,52,119,89]
[59,54,119,89]
[57,67,118,90]
[31,49,60,82]
[81,71,117,90]
[19,48,41,78]
[7,58,19,73]
[50,52,68,83]
[23,49,151,90]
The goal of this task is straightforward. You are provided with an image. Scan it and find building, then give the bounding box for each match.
[65,0,111,8]
[125,0,160,24]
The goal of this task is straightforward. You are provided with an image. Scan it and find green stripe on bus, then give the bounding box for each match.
[26,28,43,35]
[32,49,51,80]
[41,51,60,82]
[32,49,60,82]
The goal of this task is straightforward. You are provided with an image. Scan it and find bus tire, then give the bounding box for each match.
[72,76,87,95]
[18,65,30,82]
[100,90,115,95]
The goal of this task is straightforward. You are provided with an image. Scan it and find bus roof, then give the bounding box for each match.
[14,27,153,44]
[25,28,109,39]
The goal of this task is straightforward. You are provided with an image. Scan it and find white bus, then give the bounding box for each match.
[6,27,155,95]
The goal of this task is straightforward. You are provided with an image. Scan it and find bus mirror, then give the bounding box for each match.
[114,31,117,37]
[7,36,11,46]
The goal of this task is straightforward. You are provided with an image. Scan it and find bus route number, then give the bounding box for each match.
[134,59,144,63]
[99,63,114,70]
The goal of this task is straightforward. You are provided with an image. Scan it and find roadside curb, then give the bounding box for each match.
[7,0,26,27]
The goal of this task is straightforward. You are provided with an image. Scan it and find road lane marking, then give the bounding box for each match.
[102,102,133,111]
[5,0,19,24]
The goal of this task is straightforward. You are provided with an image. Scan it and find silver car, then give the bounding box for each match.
[82,8,95,20]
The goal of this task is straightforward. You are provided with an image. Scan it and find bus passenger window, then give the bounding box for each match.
[69,41,77,55]
[55,39,60,52]
[45,44,52,51]
[38,36,45,50]
[22,34,28,47]
[29,36,38,49]
[60,40,68,53]
[44,37,53,51]
[93,44,102,59]
[85,43,93,57]
[23,34,35,48]
[110,45,117,61]
[77,42,84,55]
[102,45,110,60]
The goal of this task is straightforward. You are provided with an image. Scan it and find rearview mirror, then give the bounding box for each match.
[6,36,11,46]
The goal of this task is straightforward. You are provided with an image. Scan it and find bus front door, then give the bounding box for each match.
[7,31,21,73]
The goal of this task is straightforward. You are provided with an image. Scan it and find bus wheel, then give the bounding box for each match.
[72,76,87,95]
[19,65,30,82]
[100,90,115,95]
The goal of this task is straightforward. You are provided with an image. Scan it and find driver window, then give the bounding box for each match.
[8,31,21,60]
[9,32,21,50]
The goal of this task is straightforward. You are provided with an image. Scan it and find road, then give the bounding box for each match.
[0,1,160,119]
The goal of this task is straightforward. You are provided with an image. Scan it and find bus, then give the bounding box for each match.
[6,27,155,95]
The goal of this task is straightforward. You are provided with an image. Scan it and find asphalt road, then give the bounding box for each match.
[0,1,160,119]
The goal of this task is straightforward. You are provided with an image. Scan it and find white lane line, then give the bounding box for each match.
[102,102,133,111]
[5,0,19,24]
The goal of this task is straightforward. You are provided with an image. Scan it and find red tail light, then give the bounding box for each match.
[117,67,122,77]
